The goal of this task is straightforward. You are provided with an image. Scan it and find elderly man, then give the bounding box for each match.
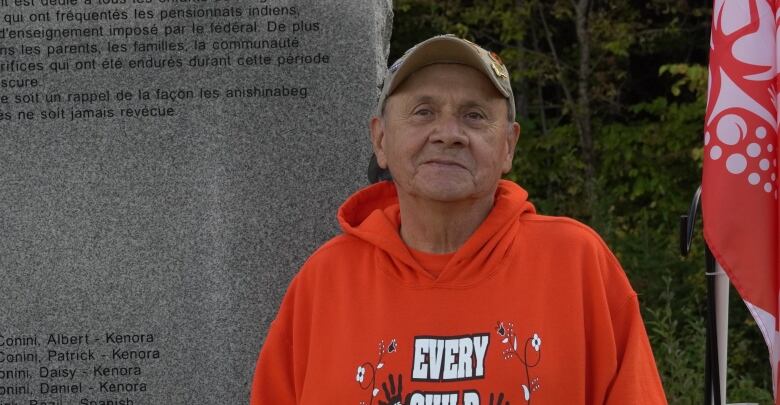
[250,35,667,404]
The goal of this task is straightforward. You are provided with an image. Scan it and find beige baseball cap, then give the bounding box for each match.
[375,34,515,121]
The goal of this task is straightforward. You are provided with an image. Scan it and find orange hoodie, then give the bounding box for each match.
[251,180,667,405]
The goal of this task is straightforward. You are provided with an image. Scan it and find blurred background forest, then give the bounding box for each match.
[389,0,772,403]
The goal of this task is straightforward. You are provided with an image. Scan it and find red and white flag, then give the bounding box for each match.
[703,0,780,400]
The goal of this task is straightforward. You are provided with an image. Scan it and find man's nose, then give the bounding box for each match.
[429,114,468,146]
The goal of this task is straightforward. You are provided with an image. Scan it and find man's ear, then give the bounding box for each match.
[502,121,521,174]
[370,116,388,169]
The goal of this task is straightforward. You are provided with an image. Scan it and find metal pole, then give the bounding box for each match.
[714,262,730,404]
[680,186,728,405]
[705,245,722,405]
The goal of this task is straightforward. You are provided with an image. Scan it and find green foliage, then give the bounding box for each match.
[392,1,772,403]
[660,64,708,98]
[646,275,706,405]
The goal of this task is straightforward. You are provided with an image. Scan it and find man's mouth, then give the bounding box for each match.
[424,158,466,169]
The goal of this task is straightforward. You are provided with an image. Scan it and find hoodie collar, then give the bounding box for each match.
[337,180,536,287]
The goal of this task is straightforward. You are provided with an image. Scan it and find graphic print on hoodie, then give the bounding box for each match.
[250,180,668,405]
[353,323,542,405]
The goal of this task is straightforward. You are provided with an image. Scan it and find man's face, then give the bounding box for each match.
[371,63,520,204]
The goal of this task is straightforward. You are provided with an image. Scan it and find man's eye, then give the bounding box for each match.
[414,109,432,116]
[466,111,485,120]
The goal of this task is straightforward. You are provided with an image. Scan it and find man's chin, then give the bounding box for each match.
[407,184,488,204]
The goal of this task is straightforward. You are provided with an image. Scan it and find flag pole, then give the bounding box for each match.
[705,245,729,405]
[681,185,728,405]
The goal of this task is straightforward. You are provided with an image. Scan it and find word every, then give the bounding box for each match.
[412,334,489,381]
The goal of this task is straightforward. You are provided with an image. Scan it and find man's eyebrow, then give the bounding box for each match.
[406,96,489,106]
[400,95,497,113]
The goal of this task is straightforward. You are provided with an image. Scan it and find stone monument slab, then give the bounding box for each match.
[0,0,392,403]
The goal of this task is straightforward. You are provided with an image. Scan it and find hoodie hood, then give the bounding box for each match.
[337,180,536,287]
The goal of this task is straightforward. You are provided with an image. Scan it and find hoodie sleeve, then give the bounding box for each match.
[591,235,667,405]
[604,294,668,405]
[249,277,303,405]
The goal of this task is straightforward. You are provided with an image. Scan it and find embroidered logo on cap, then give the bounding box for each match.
[491,62,508,79]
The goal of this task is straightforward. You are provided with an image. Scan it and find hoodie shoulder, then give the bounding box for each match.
[311,233,367,258]
[518,213,633,293]
[306,233,368,262]
[296,233,374,277]
[520,213,610,251]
